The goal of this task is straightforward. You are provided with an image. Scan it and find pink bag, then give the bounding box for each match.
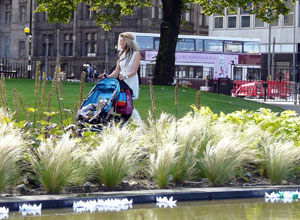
[116,89,133,115]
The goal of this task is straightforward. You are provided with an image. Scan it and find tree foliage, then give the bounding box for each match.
[35,0,152,31]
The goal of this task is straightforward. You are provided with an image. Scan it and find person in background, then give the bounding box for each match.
[93,67,99,83]
[86,65,92,83]
[100,32,141,121]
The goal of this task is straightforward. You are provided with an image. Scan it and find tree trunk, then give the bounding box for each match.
[152,0,183,85]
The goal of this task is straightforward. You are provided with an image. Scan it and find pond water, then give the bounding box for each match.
[5,198,300,220]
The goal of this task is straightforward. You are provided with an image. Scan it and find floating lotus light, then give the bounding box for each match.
[73,198,133,213]
[19,204,42,216]
[156,196,177,208]
[0,214,8,219]
[0,207,8,214]
[265,191,300,203]
[0,207,8,220]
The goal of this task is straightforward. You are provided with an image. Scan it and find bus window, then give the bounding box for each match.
[146,64,155,76]
[154,38,160,50]
[178,66,187,78]
[233,67,243,80]
[204,40,223,52]
[176,38,195,51]
[195,66,203,78]
[136,36,154,50]
[243,41,260,54]
[188,67,194,78]
[224,41,242,53]
[195,40,203,51]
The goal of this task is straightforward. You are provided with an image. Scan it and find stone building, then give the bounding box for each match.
[0,0,208,79]
[208,0,299,80]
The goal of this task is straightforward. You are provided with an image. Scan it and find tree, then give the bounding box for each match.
[36,0,291,85]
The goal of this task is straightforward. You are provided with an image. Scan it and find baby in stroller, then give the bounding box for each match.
[77,78,133,132]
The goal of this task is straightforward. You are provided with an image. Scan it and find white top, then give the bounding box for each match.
[119,51,139,100]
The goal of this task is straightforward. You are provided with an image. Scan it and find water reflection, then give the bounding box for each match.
[5,198,300,220]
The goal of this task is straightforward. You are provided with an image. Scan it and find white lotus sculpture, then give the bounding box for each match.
[0,207,8,214]
[156,196,177,208]
[19,203,42,216]
[265,191,300,203]
[73,198,133,213]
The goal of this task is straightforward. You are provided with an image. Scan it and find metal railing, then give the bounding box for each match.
[0,58,34,79]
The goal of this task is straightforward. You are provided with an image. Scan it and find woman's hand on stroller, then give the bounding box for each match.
[99,73,107,79]
[118,74,127,81]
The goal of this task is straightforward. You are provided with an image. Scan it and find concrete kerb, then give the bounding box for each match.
[1,185,300,211]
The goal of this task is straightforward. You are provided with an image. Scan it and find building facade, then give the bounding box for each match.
[0,0,209,79]
[209,0,299,80]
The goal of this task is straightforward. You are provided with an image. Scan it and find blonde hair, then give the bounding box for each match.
[119,32,140,66]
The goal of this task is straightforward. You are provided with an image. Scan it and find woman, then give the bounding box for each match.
[101,32,141,121]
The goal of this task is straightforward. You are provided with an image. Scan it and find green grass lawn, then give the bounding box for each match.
[2,79,283,122]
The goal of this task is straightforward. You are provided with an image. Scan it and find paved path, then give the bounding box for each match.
[269,102,300,115]
[249,98,300,115]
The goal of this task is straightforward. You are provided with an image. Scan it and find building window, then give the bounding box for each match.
[227,16,237,28]
[43,12,48,21]
[86,5,94,19]
[86,33,97,56]
[214,17,223,29]
[271,19,279,27]
[283,0,294,27]
[4,36,10,58]
[241,15,250,28]
[20,5,26,22]
[254,16,264,28]
[158,8,163,19]
[5,4,11,24]
[63,34,73,56]
[42,34,53,57]
[183,4,191,22]
[19,41,25,58]
[152,7,158,18]
[284,14,294,26]
[152,0,162,19]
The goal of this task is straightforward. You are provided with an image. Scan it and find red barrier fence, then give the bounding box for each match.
[232,80,292,98]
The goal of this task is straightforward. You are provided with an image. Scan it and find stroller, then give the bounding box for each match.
[77,78,133,132]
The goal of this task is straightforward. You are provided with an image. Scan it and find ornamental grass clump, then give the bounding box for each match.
[88,124,140,188]
[170,112,212,183]
[150,142,179,188]
[139,113,178,187]
[261,137,300,185]
[0,118,25,192]
[31,134,87,194]
[198,134,258,186]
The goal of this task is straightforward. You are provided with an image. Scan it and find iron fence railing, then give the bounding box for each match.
[0,58,36,79]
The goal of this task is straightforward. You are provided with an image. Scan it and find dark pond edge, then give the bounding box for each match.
[1,186,300,211]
